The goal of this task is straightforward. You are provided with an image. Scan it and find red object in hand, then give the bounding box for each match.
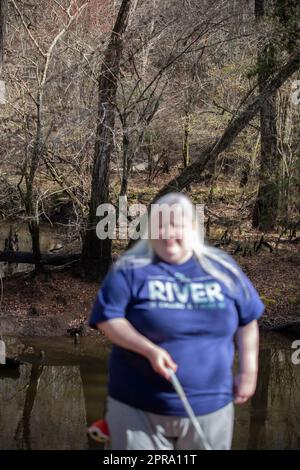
[87,419,110,443]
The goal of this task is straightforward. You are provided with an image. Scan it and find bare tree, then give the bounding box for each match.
[81,0,137,280]
[252,0,300,231]
[252,0,279,231]
[10,0,88,271]
[277,79,300,220]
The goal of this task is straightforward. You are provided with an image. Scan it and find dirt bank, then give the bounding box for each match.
[0,250,299,337]
[0,268,99,337]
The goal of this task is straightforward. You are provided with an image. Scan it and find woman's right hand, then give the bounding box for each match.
[147,345,177,380]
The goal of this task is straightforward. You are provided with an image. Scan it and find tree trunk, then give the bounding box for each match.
[147,136,154,184]
[183,111,191,169]
[239,158,251,187]
[0,0,7,104]
[182,111,191,191]
[24,104,43,272]
[162,153,170,174]
[120,128,130,197]
[81,0,134,280]
[240,133,260,187]
[252,0,280,231]
[0,0,7,75]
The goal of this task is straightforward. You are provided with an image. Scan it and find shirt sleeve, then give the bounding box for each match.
[89,265,132,329]
[234,268,265,327]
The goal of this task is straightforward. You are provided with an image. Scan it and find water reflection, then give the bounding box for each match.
[0,336,108,450]
[232,334,300,450]
[0,333,300,449]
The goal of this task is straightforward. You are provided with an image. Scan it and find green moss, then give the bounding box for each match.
[288,296,300,305]
[260,295,276,306]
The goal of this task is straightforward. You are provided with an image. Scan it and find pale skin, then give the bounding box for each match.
[96,209,259,404]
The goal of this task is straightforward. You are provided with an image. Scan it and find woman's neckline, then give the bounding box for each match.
[153,252,196,268]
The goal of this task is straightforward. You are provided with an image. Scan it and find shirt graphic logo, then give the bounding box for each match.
[148,279,225,310]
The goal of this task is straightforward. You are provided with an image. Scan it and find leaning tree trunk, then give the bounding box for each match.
[81,0,134,280]
[252,0,280,232]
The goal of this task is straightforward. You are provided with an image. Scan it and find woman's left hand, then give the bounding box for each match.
[233,371,257,404]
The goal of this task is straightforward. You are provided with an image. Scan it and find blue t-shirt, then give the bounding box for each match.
[89,253,265,416]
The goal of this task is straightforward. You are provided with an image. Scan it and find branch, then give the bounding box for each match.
[11,0,46,57]
[40,1,89,90]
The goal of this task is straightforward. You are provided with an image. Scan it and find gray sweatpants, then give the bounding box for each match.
[106,396,234,450]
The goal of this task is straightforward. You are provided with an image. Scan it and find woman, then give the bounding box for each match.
[89,192,265,450]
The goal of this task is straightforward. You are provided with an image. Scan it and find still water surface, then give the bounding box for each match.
[0,332,300,450]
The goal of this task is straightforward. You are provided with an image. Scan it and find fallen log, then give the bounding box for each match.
[0,251,80,266]
[260,317,300,332]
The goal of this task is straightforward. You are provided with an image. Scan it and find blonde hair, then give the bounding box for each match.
[116,192,248,296]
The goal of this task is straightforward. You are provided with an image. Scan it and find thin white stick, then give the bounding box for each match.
[0,338,6,365]
[167,368,212,450]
